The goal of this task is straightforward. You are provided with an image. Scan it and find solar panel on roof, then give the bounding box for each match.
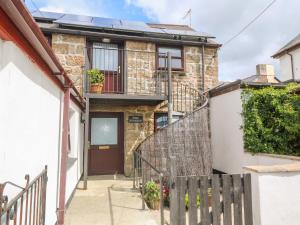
[54,19,94,27]
[119,20,164,33]
[61,14,92,22]
[33,11,214,38]
[31,11,64,20]
[92,17,121,29]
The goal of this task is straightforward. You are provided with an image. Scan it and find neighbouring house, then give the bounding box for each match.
[272,34,300,81]
[209,64,292,174]
[0,1,84,225]
[209,64,300,225]
[31,10,221,177]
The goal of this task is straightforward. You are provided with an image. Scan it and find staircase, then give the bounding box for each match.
[133,82,212,183]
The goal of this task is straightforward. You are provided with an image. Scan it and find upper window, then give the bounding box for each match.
[157,46,183,70]
[92,42,118,71]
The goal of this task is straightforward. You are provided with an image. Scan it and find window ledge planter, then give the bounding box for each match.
[90,83,103,93]
[87,69,104,93]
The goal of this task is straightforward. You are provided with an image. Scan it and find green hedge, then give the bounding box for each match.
[241,83,300,156]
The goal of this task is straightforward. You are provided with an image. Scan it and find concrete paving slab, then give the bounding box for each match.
[65,175,162,225]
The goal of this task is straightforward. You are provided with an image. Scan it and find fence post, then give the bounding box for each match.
[159,173,164,225]
[170,157,178,225]
[167,52,173,125]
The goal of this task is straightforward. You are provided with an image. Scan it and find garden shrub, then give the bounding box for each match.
[241,83,300,156]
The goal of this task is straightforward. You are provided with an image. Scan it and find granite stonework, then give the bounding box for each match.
[51,34,86,93]
[49,34,219,175]
[90,104,158,176]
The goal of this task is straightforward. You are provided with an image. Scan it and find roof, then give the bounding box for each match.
[209,79,287,97]
[0,0,84,109]
[242,74,281,83]
[272,34,300,58]
[31,10,219,45]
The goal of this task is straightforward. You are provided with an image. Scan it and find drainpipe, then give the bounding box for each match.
[288,53,295,81]
[167,52,173,125]
[201,45,205,92]
[57,80,71,225]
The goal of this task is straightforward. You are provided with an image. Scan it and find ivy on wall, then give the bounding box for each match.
[241,83,300,156]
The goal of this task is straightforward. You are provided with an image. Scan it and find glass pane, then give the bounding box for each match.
[93,43,118,71]
[156,114,168,129]
[158,57,166,68]
[171,58,182,69]
[158,47,181,57]
[91,118,118,145]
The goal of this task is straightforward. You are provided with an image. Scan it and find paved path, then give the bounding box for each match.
[65,175,162,225]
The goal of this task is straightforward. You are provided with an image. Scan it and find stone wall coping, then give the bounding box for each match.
[244,152,300,161]
[244,163,300,173]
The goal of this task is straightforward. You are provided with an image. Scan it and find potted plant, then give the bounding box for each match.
[87,69,104,93]
[144,181,160,210]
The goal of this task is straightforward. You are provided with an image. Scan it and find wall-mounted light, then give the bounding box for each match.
[102,38,111,43]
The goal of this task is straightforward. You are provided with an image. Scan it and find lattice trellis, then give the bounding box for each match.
[137,103,212,179]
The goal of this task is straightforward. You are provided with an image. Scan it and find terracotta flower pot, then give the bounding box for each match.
[90,83,103,93]
[147,200,160,210]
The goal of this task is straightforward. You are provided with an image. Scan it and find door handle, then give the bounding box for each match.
[118,66,121,73]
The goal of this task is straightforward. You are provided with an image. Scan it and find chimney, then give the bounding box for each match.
[256,64,278,83]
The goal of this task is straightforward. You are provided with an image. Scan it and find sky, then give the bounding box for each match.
[25,0,300,81]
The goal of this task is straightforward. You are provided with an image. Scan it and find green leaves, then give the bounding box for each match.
[87,69,104,84]
[242,83,300,156]
[144,181,160,201]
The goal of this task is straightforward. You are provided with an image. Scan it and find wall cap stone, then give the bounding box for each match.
[244,163,300,173]
[244,152,300,161]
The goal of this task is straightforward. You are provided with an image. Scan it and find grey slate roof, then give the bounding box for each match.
[31,10,215,39]
[272,34,300,58]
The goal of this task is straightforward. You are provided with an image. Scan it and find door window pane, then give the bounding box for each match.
[93,43,118,71]
[91,118,118,145]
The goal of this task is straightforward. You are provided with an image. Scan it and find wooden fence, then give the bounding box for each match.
[170,174,253,225]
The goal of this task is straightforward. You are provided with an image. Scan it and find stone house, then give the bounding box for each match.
[33,11,220,176]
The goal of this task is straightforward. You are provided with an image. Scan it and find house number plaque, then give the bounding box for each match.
[128,115,143,123]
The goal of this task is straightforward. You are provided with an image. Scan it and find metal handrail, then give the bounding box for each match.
[133,150,164,225]
[0,166,48,225]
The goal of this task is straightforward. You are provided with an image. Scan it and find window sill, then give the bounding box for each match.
[67,157,78,170]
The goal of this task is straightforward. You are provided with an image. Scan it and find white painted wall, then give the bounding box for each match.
[0,40,83,225]
[210,89,300,174]
[246,171,300,225]
[66,101,84,203]
[210,89,245,173]
[279,48,300,81]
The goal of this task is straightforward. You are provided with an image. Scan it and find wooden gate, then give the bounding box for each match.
[170,174,253,225]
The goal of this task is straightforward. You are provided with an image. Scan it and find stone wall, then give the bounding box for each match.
[184,46,218,91]
[90,104,158,176]
[51,34,86,93]
[125,41,157,95]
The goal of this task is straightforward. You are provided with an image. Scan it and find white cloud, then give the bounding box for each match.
[126,0,300,81]
[34,0,109,17]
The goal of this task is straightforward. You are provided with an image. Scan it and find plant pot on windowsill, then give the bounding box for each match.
[87,69,104,93]
[90,83,103,93]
